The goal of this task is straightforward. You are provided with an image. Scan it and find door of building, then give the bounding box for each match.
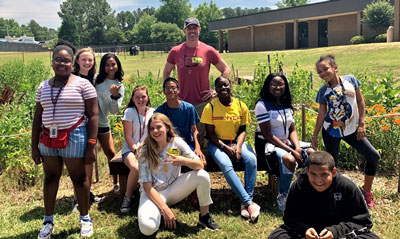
[318,19,328,47]
[298,22,308,48]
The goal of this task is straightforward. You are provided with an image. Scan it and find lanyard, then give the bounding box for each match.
[272,104,287,137]
[136,107,148,142]
[50,76,69,121]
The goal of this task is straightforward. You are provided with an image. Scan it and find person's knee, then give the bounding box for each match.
[139,219,159,236]
[43,172,61,185]
[196,169,211,183]
[282,154,296,171]
[70,173,87,187]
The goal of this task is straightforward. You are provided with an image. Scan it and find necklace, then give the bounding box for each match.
[272,103,287,137]
[50,76,69,121]
[136,106,148,142]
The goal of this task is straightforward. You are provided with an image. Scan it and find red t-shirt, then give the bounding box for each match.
[167,42,222,105]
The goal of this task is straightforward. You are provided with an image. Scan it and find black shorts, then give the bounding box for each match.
[98,126,110,134]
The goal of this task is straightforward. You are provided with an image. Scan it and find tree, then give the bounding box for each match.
[150,22,183,43]
[363,0,394,34]
[58,14,80,46]
[155,0,191,28]
[194,1,223,43]
[104,27,127,44]
[131,14,157,43]
[116,11,136,31]
[58,0,115,46]
[276,0,309,9]
[28,20,47,41]
[221,7,271,18]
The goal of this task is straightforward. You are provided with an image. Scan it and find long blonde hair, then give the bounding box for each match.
[73,47,96,82]
[138,113,178,172]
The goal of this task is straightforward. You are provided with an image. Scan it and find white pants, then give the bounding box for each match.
[138,169,213,236]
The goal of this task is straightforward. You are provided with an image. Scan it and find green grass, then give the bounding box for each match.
[2,43,400,238]
[3,42,400,81]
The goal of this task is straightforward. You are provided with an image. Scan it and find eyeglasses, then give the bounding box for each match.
[270,83,285,88]
[164,86,178,91]
[54,57,72,64]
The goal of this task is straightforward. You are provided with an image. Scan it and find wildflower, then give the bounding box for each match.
[394,119,400,125]
[381,125,389,131]
[15,135,20,138]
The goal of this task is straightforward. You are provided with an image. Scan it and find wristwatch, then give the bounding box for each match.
[110,93,121,100]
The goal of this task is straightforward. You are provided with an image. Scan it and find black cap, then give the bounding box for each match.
[184,17,200,28]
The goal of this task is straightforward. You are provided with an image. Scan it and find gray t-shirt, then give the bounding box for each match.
[95,78,124,128]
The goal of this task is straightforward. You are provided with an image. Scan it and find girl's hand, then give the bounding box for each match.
[311,137,318,151]
[162,207,176,229]
[293,148,303,164]
[165,152,185,166]
[32,147,42,165]
[235,145,242,162]
[109,84,122,97]
[85,145,96,164]
[357,125,366,141]
[224,145,236,159]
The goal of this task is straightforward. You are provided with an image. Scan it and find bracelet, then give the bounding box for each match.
[110,93,121,100]
[88,138,97,144]
[311,135,318,139]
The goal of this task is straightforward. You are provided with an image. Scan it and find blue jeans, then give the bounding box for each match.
[208,141,257,207]
[275,147,294,195]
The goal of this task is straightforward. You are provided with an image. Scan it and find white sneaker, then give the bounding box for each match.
[80,219,93,238]
[38,222,54,239]
[247,203,261,222]
[240,204,250,219]
[277,193,287,212]
[113,184,120,194]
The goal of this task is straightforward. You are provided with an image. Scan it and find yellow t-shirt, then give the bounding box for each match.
[200,97,250,140]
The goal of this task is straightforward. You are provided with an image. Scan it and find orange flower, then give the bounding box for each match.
[394,119,400,125]
[381,125,389,131]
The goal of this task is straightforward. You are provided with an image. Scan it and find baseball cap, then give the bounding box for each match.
[184,17,200,28]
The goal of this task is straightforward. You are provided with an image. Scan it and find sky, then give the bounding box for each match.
[0,0,326,30]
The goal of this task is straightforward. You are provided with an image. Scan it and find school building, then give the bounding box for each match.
[209,0,399,52]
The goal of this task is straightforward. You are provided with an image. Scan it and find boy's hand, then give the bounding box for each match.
[305,228,320,239]
[311,137,318,150]
[319,229,333,239]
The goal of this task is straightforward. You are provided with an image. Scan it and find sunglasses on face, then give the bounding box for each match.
[54,57,72,64]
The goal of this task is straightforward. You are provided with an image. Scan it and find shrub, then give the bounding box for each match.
[350,36,365,44]
[375,33,387,42]
[362,0,394,35]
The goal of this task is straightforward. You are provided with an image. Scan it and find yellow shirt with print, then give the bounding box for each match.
[200,97,251,140]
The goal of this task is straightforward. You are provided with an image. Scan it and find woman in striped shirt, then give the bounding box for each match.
[32,40,98,238]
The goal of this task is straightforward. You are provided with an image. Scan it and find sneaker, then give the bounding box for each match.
[113,184,120,194]
[71,199,79,213]
[198,213,219,230]
[277,193,288,212]
[80,219,93,238]
[360,186,374,208]
[120,196,131,213]
[247,203,261,223]
[89,192,103,204]
[240,204,250,219]
[38,221,54,239]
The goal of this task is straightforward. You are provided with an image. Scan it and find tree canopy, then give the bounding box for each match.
[363,0,394,34]
[276,0,309,9]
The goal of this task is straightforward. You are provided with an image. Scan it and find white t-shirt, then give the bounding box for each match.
[138,137,200,192]
[255,101,294,141]
[121,107,155,155]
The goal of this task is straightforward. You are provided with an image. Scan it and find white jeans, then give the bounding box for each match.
[138,169,213,236]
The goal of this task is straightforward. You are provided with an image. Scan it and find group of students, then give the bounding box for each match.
[32,39,380,239]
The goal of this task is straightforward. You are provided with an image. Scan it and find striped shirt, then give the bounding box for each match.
[36,76,97,129]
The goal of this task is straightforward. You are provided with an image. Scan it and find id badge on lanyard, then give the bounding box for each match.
[50,125,58,138]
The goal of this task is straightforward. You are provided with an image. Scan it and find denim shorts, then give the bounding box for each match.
[122,150,137,162]
[39,126,87,158]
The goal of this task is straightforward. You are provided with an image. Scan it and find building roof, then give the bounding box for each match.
[209,0,376,31]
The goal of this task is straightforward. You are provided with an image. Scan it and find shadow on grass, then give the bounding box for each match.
[116,217,201,238]
[19,196,75,222]
[0,227,79,239]
[96,188,141,217]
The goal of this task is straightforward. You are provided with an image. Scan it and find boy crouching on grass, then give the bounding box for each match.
[268,151,380,239]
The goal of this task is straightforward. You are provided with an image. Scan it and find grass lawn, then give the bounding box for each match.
[0,150,399,239]
[3,42,400,81]
[1,43,400,238]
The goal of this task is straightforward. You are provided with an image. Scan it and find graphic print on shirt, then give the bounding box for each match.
[325,86,353,137]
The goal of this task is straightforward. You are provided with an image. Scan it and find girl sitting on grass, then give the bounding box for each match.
[137,113,219,236]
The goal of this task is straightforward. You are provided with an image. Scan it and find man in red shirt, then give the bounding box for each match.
[163,17,230,146]
[163,17,230,108]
